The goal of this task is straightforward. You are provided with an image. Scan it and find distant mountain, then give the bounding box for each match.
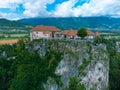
[0,18,33,31]
[18,17,120,31]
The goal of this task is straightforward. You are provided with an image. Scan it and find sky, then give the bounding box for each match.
[0,0,120,20]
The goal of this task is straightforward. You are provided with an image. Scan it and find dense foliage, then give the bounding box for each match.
[0,40,63,90]
[106,40,120,90]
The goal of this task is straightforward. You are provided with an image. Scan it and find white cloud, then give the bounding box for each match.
[0,10,23,20]
[0,0,120,19]
[0,12,7,18]
[23,0,55,18]
[52,0,120,17]
[0,0,55,19]
[52,0,77,17]
[0,0,23,9]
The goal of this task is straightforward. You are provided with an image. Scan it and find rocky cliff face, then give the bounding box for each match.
[28,39,109,90]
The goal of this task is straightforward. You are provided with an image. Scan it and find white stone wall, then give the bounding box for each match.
[87,35,94,39]
[30,33,33,41]
[30,31,50,41]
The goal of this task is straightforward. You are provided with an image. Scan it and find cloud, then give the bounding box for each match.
[0,11,22,20]
[0,12,7,18]
[0,0,55,19]
[52,0,77,17]
[0,0,120,19]
[0,0,23,10]
[23,0,55,18]
[52,0,120,17]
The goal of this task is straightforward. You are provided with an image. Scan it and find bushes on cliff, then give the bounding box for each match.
[65,77,86,90]
[0,40,63,90]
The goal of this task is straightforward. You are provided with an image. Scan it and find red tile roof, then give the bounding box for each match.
[30,26,61,32]
[86,30,94,36]
[62,29,95,36]
[95,32,100,37]
[62,30,78,36]
[61,30,69,35]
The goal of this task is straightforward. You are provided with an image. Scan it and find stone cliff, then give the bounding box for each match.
[28,39,109,90]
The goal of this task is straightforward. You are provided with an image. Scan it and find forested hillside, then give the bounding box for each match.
[0,19,33,31]
[18,17,120,30]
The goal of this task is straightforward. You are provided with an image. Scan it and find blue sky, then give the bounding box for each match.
[0,0,120,20]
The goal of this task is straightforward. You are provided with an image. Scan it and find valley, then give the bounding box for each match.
[0,17,120,44]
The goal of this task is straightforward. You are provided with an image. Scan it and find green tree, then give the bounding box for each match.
[77,28,87,38]
[9,64,43,90]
